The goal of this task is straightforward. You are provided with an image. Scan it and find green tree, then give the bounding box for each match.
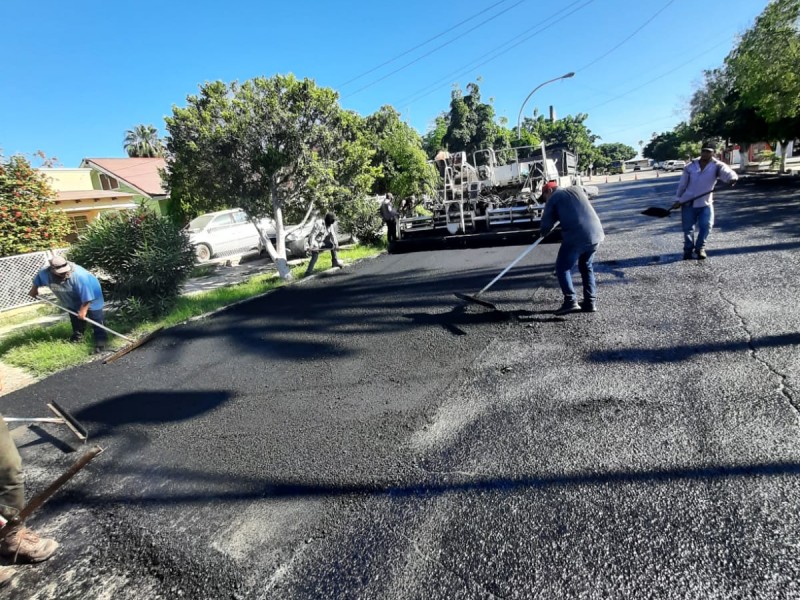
[124,124,165,158]
[727,0,800,170]
[524,113,600,171]
[164,75,376,279]
[441,83,507,157]
[0,155,71,257]
[422,113,449,158]
[364,106,438,199]
[594,142,637,172]
[644,123,700,162]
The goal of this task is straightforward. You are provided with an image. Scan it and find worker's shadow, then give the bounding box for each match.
[403,306,560,335]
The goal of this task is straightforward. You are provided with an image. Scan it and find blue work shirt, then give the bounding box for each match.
[540,185,605,247]
[33,263,104,311]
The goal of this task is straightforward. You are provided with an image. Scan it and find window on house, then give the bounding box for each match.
[99,174,119,190]
[70,215,89,234]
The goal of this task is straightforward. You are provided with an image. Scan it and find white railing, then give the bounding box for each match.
[0,248,68,312]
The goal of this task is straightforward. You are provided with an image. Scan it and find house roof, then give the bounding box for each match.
[56,190,136,202]
[81,157,168,197]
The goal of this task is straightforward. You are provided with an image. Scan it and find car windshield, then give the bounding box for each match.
[187,214,216,231]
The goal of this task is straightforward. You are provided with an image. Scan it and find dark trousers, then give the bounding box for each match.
[69,309,108,345]
[385,219,398,242]
[0,418,24,520]
[305,248,342,275]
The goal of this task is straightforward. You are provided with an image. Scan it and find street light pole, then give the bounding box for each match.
[516,72,575,140]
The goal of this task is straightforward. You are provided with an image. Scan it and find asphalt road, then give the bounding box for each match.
[3,176,799,599]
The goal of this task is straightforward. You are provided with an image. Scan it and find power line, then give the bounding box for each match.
[337,0,511,89]
[342,0,527,100]
[566,37,732,114]
[393,0,593,109]
[574,0,676,73]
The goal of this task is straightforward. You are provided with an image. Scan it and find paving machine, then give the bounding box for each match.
[395,143,576,247]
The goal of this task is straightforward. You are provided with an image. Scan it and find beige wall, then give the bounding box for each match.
[38,168,94,191]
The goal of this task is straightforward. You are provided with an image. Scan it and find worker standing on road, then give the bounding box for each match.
[305,212,344,276]
[671,141,738,260]
[539,182,605,315]
[380,194,398,243]
[29,256,107,354]
[0,377,59,587]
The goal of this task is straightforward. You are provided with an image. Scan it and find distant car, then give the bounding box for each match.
[186,208,276,262]
[284,219,353,258]
[663,160,687,172]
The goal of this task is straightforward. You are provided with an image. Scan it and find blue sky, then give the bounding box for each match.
[0,0,770,167]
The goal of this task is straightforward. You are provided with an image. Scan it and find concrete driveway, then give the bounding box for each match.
[2,176,799,599]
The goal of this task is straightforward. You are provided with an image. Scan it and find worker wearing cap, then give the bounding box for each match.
[0,377,59,585]
[671,142,738,260]
[29,256,107,354]
[380,193,398,243]
[539,182,605,315]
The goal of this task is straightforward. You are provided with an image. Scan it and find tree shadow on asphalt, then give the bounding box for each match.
[72,390,232,439]
[587,332,800,364]
[50,458,800,510]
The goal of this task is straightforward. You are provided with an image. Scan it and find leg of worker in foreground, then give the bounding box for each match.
[538,182,605,315]
[0,386,59,573]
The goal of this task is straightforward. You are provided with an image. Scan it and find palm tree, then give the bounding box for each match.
[124,124,165,158]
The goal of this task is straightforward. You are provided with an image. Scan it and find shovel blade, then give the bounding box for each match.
[454,292,498,311]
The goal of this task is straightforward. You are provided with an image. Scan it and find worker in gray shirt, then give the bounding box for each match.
[539,182,605,315]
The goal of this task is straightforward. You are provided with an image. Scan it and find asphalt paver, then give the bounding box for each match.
[2,177,799,599]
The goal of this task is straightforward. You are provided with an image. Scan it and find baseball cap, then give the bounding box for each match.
[701,141,716,152]
[48,256,71,275]
[537,181,558,203]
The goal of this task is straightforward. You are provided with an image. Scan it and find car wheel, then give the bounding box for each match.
[195,243,212,262]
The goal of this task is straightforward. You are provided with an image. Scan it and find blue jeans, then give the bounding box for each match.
[69,308,108,345]
[555,242,599,303]
[681,204,714,252]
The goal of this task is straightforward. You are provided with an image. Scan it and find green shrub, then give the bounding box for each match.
[338,195,384,245]
[68,207,196,317]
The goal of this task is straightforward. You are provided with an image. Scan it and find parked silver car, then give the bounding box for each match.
[186,209,276,262]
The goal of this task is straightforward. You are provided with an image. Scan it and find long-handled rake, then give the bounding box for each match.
[454,223,559,311]
[0,445,103,540]
[37,297,162,364]
[3,400,88,442]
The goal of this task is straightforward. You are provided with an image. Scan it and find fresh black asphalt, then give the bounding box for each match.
[3,175,799,599]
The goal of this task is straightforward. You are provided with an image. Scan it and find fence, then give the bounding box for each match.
[0,248,67,312]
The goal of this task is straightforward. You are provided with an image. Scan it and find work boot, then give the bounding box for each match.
[696,248,707,260]
[683,250,693,260]
[0,566,16,587]
[68,332,84,343]
[94,346,106,355]
[579,300,597,313]
[0,526,59,563]
[554,299,580,316]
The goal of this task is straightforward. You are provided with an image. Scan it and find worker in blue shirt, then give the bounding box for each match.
[29,256,107,354]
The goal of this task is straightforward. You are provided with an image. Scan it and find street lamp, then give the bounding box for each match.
[516,72,575,140]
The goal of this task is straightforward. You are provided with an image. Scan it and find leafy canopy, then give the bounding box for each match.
[165,75,376,225]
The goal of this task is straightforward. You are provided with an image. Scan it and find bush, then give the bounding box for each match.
[68,208,196,317]
[338,195,384,245]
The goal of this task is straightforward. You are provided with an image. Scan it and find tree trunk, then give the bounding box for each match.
[251,212,293,281]
[778,139,789,174]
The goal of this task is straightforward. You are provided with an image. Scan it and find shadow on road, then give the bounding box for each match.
[587,332,800,364]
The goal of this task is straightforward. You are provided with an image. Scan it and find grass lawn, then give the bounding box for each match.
[0,244,384,378]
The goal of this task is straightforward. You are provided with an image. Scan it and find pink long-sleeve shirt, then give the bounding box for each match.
[675,157,738,207]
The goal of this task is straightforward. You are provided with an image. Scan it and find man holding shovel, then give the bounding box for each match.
[672,142,738,260]
[29,256,107,353]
